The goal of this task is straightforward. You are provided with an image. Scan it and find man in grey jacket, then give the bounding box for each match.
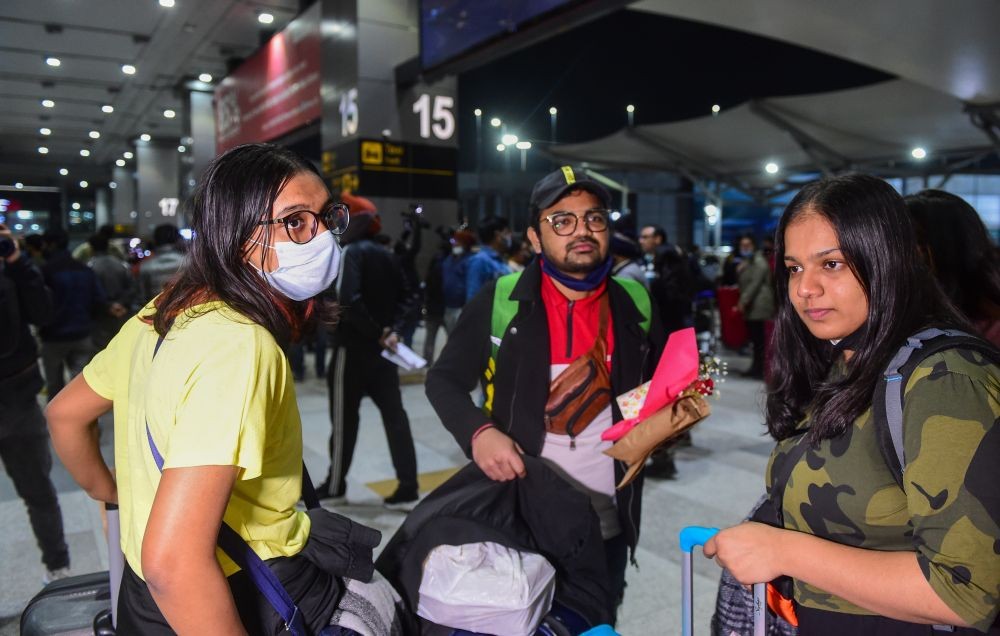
[138,224,186,303]
[735,234,775,378]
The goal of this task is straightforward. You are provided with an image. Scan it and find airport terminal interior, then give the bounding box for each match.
[1,1,999,634]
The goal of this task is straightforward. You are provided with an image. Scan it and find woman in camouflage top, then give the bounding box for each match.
[705,174,1000,635]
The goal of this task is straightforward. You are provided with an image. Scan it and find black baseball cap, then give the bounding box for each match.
[529,165,612,213]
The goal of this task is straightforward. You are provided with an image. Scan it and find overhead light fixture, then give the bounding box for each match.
[163,109,176,119]
[102,104,114,113]
[911,147,927,160]
[109,182,117,189]
[490,117,501,127]
[765,162,779,174]
[123,151,134,159]
[89,130,101,139]
[79,180,89,188]
[704,204,719,215]
[177,145,186,152]
[711,104,721,114]
[45,56,61,67]
[15,182,24,189]
[39,127,51,135]
[59,168,69,176]
[473,108,482,117]
[549,107,558,116]
[72,202,81,210]
[501,133,518,145]
[258,12,274,24]
[610,210,622,222]
[38,146,49,154]
[140,133,151,142]
[42,99,55,108]
[80,149,91,157]
[116,159,126,167]
[198,72,212,83]
[515,141,531,150]
[122,64,137,75]
[626,104,635,113]
[496,143,506,152]
[159,0,175,6]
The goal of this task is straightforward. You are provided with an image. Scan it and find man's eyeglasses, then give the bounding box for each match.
[257,203,350,244]
[542,209,613,236]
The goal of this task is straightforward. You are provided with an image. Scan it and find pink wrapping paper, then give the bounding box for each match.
[602,327,699,442]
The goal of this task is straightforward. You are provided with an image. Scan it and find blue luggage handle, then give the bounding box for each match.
[679,526,719,552]
[679,526,765,636]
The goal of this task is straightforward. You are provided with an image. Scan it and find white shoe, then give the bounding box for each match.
[43,567,71,585]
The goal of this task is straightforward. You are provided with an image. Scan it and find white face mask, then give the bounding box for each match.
[251,230,341,301]
[452,246,464,256]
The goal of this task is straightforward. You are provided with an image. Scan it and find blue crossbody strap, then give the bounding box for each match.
[145,334,308,636]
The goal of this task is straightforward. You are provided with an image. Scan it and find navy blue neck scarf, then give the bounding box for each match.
[541,256,613,292]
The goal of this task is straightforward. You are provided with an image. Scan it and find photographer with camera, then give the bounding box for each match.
[0,224,71,583]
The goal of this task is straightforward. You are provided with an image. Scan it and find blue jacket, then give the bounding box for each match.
[40,249,107,342]
[465,246,510,303]
[441,252,470,308]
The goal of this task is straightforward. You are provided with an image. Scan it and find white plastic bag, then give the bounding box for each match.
[417,542,556,636]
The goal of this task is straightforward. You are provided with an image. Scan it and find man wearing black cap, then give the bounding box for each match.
[426,166,665,621]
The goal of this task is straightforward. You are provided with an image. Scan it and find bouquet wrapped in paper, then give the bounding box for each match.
[602,328,719,488]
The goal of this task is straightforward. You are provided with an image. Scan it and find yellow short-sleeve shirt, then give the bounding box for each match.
[83,301,310,578]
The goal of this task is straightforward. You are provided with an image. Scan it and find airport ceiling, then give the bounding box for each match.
[0,0,301,189]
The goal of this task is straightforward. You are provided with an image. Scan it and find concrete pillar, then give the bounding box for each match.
[136,140,181,237]
[187,90,216,188]
[95,187,110,227]
[111,166,136,229]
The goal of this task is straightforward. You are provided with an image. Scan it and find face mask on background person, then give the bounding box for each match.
[252,230,342,301]
[452,246,464,256]
[740,249,754,259]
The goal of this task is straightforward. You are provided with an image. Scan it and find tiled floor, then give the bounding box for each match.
[0,334,770,635]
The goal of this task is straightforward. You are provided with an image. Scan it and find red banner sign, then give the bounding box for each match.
[215,4,321,153]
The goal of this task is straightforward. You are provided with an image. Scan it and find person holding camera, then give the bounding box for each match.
[0,224,71,583]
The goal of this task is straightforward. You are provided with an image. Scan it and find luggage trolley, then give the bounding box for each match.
[679,526,765,636]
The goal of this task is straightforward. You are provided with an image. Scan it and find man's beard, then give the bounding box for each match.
[539,236,607,274]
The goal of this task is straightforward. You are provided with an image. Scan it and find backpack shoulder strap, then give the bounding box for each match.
[876,328,1000,489]
[611,276,652,334]
[483,272,522,417]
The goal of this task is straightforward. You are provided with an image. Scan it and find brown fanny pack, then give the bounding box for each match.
[543,294,612,445]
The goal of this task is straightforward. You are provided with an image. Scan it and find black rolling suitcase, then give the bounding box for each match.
[19,504,123,636]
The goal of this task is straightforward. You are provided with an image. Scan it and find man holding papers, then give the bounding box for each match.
[321,193,421,510]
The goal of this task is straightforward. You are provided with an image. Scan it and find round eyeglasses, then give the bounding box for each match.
[542,208,612,236]
[257,203,350,244]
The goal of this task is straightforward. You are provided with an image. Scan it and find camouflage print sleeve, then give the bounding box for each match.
[902,351,1000,632]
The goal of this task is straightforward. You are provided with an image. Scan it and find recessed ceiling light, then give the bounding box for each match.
[140,133,151,142]
[15,182,24,189]
[102,104,114,113]
[911,147,927,160]
[198,73,212,83]
[39,127,51,135]
[163,109,176,119]
[626,104,635,113]
[711,104,721,114]
[116,159,126,167]
[122,64,137,75]
[38,146,49,154]
[89,130,101,139]
[473,108,482,117]
[258,12,275,24]
[79,180,89,188]
[765,162,779,174]
[549,107,557,115]
[59,168,69,176]
[45,56,61,67]
[42,99,55,108]
[123,151,134,159]
[72,202,81,210]
[80,149,91,157]
[177,145,186,152]
[159,0,175,6]
[109,182,117,189]
[490,117,501,127]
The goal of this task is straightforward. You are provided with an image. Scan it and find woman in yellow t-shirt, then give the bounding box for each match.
[46,143,352,634]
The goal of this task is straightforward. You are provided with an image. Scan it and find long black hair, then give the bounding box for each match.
[766,173,969,442]
[905,189,1000,321]
[149,143,337,347]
